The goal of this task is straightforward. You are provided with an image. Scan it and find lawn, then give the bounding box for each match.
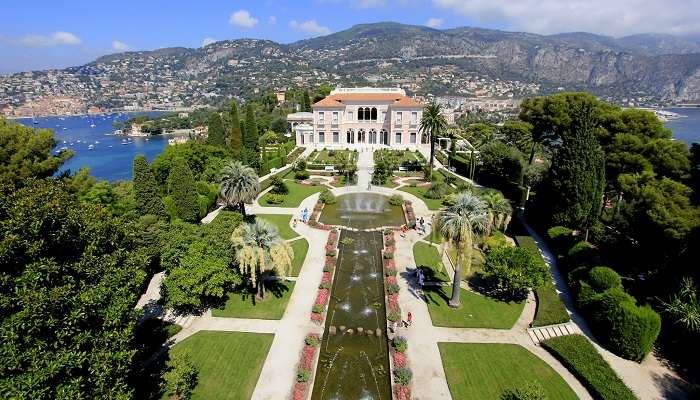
[532,282,570,327]
[260,181,325,207]
[398,185,444,210]
[413,241,449,282]
[425,227,444,244]
[290,238,309,276]
[424,286,524,329]
[256,214,299,240]
[439,343,578,400]
[212,281,295,319]
[169,331,273,400]
[308,149,357,165]
[446,246,485,280]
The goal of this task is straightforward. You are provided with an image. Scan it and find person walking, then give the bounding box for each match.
[407,311,413,327]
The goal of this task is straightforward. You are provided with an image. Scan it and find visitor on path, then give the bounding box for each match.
[293,218,297,228]
[417,269,425,293]
[407,311,413,327]
[401,225,408,238]
[367,182,371,190]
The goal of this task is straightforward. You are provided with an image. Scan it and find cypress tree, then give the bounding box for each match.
[168,159,200,222]
[132,155,165,217]
[228,101,242,155]
[206,112,225,147]
[545,101,605,234]
[302,90,311,112]
[243,104,259,153]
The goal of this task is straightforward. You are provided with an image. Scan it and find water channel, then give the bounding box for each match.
[311,193,404,400]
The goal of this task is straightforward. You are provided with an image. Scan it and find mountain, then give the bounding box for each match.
[2,22,700,114]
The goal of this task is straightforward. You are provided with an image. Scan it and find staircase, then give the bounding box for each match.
[527,321,579,345]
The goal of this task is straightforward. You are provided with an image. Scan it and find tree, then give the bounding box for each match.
[478,141,525,187]
[437,192,487,307]
[163,352,198,400]
[133,155,166,217]
[206,112,225,147]
[661,277,700,334]
[483,245,549,299]
[243,104,259,154]
[420,103,448,178]
[481,190,513,236]
[228,101,242,155]
[301,90,311,112]
[168,160,200,222]
[230,219,294,298]
[541,101,605,237]
[500,120,533,154]
[0,180,148,399]
[218,160,260,217]
[151,142,229,187]
[0,118,73,187]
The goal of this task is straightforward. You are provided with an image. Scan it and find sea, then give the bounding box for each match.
[15,112,166,181]
[10,107,700,182]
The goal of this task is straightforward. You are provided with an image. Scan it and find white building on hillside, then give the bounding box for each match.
[289,87,425,149]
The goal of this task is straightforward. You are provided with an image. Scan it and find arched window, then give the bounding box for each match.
[346,129,354,143]
[364,107,370,121]
[358,108,364,120]
[371,107,377,121]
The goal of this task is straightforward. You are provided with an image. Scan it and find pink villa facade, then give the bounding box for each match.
[290,87,425,149]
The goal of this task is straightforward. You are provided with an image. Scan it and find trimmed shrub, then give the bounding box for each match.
[500,382,547,400]
[265,193,284,204]
[319,190,337,204]
[547,226,574,253]
[541,335,636,400]
[387,310,401,322]
[312,304,323,313]
[389,194,404,206]
[386,283,400,294]
[588,266,621,292]
[297,369,310,382]
[425,182,451,199]
[567,241,597,268]
[392,336,408,353]
[393,368,413,385]
[269,175,289,194]
[305,334,321,346]
[295,170,310,180]
[607,302,661,362]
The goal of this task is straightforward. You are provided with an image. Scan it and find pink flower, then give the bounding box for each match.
[386,276,397,285]
[315,289,329,305]
[385,259,396,269]
[293,382,308,400]
[393,351,407,368]
[300,345,316,369]
[394,384,411,400]
[311,312,323,323]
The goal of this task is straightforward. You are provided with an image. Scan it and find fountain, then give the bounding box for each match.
[318,193,405,230]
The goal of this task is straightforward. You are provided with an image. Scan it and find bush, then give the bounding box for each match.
[393,367,413,385]
[305,334,321,346]
[295,170,310,180]
[532,284,570,327]
[319,190,337,204]
[547,226,574,253]
[541,335,636,400]
[312,303,323,313]
[425,182,451,199]
[567,241,597,268]
[265,193,285,204]
[386,283,400,294]
[387,310,401,322]
[163,352,198,400]
[483,245,550,299]
[500,382,547,400]
[587,266,621,292]
[392,336,408,353]
[297,369,310,382]
[389,194,404,206]
[269,175,289,194]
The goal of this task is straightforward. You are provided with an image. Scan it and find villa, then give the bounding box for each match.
[288,87,425,149]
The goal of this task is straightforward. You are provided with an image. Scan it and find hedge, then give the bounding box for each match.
[286,147,305,164]
[541,335,636,400]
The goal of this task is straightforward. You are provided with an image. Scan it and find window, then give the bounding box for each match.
[333,131,339,143]
[371,107,377,121]
[332,112,339,124]
[318,112,325,124]
[319,132,325,143]
[411,112,418,125]
[395,131,402,144]
[348,111,354,122]
[381,111,387,122]
[410,132,417,144]
[364,107,370,121]
[396,112,402,124]
[358,108,363,121]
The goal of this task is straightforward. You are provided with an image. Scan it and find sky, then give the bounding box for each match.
[2,0,700,74]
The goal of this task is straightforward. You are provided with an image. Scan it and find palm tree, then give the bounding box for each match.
[419,103,448,178]
[481,191,513,236]
[437,192,487,307]
[219,161,260,217]
[230,219,294,298]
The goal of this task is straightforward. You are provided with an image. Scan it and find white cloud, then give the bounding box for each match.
[112,40,130,51]
[356,0,387,8]
[202,37,217,47]
[229,9,259,28]
[18,31,82,47]
[426,18,444,28]
[269,16,277,25]
[432,0,700,36]
[290,20,331,36]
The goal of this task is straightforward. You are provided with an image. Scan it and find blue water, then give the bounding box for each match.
[664,107,700,146]
[16,112,166,181]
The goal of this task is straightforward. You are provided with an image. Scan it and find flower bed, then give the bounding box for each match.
[390,336,412,399]
[311,229,338,324]
[292,333,321,400]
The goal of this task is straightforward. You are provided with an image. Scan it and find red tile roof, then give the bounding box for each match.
[313,93,422,108]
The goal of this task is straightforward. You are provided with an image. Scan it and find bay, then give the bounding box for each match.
[16,112,166,182]
[664,107,700,146]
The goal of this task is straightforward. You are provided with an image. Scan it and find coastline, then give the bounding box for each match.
[5,108,192,120]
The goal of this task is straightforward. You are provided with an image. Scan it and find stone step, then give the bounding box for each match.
[527,322,577,345]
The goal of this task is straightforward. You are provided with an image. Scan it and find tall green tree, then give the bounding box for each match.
[132,155,165,217]
[543,101,605,237]
[206,112,225,147]
[301,90,311,112]
[437,192,487,307]
[228,101,242,155]
[168,160,200,222]
[0,118,73,187]
[218,161,260,218]
[419,103,448,178]
[243,104,259,154]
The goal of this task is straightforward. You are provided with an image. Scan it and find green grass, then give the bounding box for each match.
[308,149,357,165]
[169,331,273,400]
[212,281,295,319]
[439,343,578,400]
[541,335,636,400]
[398,185,444,210]
[382,178,399,188]
[425,226,444,244]
[424,286,524,329]
[260,181,325,207]
[289,238,309,276]
[446,247,485,280]
[256,214,298,240]
[532,283,571,327]
[413,242,448,282]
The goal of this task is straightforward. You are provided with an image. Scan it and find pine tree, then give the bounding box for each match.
[206,112,225,147]
[243,104,259,153]
[132,155,165,217]
[228,101,242,155]
[168,160,200,222]
[545,101,605,234]
[302,90,311,112]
